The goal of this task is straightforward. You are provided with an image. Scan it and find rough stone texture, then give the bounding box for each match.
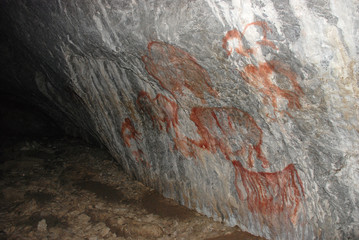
[0,138,264,240]
[1,0,358,239]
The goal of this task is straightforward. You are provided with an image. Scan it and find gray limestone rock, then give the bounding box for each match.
[1,0,358,239]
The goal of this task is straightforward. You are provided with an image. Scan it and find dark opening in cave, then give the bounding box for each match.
[0,95,64,141]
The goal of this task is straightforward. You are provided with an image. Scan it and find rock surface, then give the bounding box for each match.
[1,0,359,239]
[0,137,264,240]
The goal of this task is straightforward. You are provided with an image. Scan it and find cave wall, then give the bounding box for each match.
[1,0,358,239]
[0,17,95,142]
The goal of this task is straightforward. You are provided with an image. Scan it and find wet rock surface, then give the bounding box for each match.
[0,137,264,240]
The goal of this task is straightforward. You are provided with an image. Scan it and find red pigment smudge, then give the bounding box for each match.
[187,107,269,168]
[223,22,303,114]
[142,41,218,102]
[137,91,178,133]
[120,118,148,166]
[137,90,195,158]
[184,107,305,224]
[242,21,278,50]
[222,29,254,57]
[232,161,305,225]
[222,21,277,57]
[240,60,304,111]
[121,118,141,147]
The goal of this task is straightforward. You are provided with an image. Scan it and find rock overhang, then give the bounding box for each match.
[0,1,358,239]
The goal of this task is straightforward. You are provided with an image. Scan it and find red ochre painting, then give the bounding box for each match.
[242,21,278,50]
[142,41,218,103]
[188,107,269,169]
[137,91,179,133]
[223,21,304,114]
[139,35,305,227]
[120,118,148,167]
[222,21,277,57]
[185,107,304,226]
[232,161,305,226]
[136,94,305,226]
[222,29,254,57]
[240,60,304,112]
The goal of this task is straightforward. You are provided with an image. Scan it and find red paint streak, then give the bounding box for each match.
[142,41,218,102]
[223,22,304,115]
[222,21,277,58]
[222,29,254,57]
[137,91,178,132]
[243,21,278,50]
[187,107,269,168]
[182,106,305,224]
[120,118,148,166]
[240,60,304,111]
[232,161,304,225]
[136,90,196,159]
[121,118,141,147]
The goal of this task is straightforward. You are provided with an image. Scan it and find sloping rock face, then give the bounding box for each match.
[1,0,358,239]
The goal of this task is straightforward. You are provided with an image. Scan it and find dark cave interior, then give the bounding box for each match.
[0,27,263,240]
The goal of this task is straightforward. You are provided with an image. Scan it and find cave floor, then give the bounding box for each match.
[0,137,265,240]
